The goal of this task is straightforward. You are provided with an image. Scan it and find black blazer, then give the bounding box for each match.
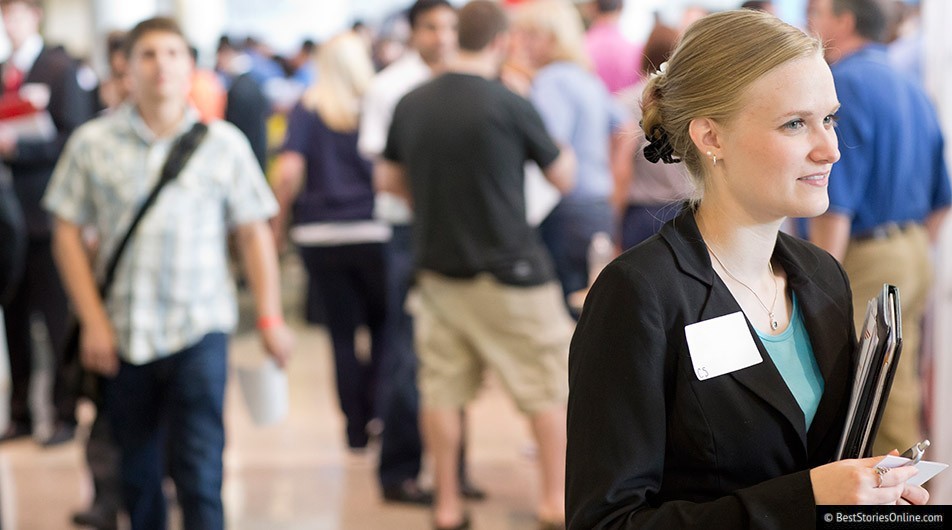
[1,45,92,237]
[566,209,857,529]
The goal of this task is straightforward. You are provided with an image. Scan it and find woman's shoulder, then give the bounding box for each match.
[597,235,681,291]
[777,231,851,290]
[285,101,321,128]
[777,231,843,271]
[620,232,677,261]
[536,61,584,81]
[537,62,604,92]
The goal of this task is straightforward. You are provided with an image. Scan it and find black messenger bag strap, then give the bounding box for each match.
[98,121,208,298]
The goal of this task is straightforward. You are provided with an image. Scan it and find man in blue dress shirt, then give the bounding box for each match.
[808,0,951,455]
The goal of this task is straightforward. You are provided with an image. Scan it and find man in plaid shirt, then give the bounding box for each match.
[43,17,292,530]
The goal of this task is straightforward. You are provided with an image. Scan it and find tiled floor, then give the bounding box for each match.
[0,259,549,530]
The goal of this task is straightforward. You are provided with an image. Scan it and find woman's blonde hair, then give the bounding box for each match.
[513,0,591,69]
[300,32,375,133]
[640,10,823,200]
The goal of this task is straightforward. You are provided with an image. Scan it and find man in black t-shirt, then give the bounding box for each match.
[378,2,576,528]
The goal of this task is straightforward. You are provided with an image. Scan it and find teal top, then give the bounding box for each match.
[756,294,825,429]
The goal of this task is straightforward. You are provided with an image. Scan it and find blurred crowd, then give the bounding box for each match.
[0,0,944,529]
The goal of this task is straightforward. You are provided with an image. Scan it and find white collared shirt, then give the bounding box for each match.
[359,51,433,225]
[9,34,43,73]
[43,104,278,364]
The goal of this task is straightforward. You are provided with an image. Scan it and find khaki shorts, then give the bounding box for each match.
[410,272,573,415]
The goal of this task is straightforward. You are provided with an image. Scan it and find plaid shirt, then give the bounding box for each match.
[43,104,277,364]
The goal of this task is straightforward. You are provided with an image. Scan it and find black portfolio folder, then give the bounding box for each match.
[835,284,903,460]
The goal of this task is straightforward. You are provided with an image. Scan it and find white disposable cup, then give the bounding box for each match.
[235,357,288,426]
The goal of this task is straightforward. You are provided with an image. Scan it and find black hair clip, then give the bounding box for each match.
[643,127,680,164]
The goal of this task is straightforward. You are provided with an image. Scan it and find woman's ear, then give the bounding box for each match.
[688,117,722,159]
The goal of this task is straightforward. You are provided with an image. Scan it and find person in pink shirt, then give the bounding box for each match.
[584,0,642,94]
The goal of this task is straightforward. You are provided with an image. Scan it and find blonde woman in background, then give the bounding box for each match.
[272,32,390,451]
[512,0,628,315]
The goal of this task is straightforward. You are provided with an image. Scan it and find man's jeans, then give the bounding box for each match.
[103,333,227,530]
[377,225,423,488]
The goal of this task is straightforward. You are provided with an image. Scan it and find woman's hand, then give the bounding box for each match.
[810,455,919,505]
[896,483,929,505]
[883,449,930,505]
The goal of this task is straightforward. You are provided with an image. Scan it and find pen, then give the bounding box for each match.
[900,439,930,466]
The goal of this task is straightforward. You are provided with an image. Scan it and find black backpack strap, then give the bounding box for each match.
[98,122,209,299]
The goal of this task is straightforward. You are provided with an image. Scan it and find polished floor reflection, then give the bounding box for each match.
[0,261,547,529]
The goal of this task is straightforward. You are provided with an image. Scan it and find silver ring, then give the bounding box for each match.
[874,466,889,488]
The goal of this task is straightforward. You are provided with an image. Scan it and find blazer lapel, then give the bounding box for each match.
[775,235,854,459]
[22,47,46,84]
[662,211,809,451]
[700,280,809,452]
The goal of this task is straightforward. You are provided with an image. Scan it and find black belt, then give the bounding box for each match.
[852,221,919,242]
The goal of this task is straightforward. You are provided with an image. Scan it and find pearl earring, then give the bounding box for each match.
[707,151,718,166]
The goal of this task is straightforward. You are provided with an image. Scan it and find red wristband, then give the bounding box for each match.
[256,315,284,330]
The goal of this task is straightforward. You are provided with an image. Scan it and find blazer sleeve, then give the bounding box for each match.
[567,259,817,529]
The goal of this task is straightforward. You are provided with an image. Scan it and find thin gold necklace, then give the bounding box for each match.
[707,245,780,331]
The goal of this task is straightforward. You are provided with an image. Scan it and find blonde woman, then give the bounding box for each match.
[513,0,627,314]
[272,32,388,450]
[567,10,928,528]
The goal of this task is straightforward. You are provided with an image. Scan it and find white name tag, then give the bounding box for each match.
[685,311,763,381]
